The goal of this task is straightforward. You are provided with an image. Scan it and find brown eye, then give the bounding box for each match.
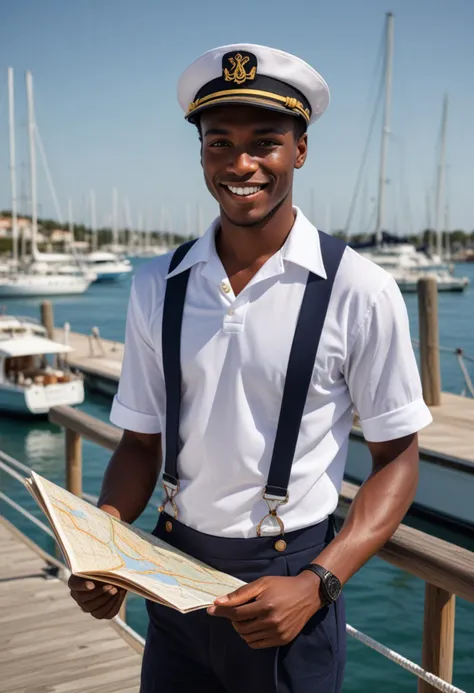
[257,139,279,147]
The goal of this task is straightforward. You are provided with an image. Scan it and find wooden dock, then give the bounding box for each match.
[353,391,474,467]
[0,517,142,693]
[55,327,474,467]
[54,327,123,398]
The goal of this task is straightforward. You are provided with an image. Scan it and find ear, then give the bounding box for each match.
[295,133,308,170]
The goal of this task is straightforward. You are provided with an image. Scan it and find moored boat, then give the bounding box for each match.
[0,315,84,415]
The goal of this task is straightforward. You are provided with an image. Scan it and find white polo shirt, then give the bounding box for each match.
[110,207,432,538]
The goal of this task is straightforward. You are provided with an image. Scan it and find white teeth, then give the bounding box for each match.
[227,185,262,196]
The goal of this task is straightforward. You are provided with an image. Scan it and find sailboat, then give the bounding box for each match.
[349,14,468,293]
[0,68,94,298]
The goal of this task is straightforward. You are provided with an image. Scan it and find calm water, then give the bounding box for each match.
[1,260,473,692]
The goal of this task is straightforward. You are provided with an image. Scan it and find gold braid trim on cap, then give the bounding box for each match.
[187,88,310,121]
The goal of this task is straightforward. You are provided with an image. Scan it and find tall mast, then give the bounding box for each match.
[25,70,38,257]
[434,95,448,259]
[68,197,74,252]
[375,12,394,246]
[112,187,118,248]
[8,68,19,264]
[123,196,133,254]
[90,189,97,251]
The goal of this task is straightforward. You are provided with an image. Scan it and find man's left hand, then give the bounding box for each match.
[207,573,322,649]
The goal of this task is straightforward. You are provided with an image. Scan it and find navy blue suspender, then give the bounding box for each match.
[161,232,346,529]
[161,240,197,496]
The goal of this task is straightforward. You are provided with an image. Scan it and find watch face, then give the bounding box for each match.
[325,574,342,602]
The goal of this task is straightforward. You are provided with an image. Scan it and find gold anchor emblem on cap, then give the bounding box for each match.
[224,53,256,85]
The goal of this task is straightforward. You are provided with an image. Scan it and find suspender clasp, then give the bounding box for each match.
[256,487,289,537]
[159,474,180,519]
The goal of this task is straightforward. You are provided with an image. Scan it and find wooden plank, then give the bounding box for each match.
[2,640,129,679]
[54,328,123,383]
[0,626,109,662]
[0,521,141,693]
[6,656,139,691]
[53,663,141,693]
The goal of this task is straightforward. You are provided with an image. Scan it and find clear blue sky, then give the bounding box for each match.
[1,0,473,234]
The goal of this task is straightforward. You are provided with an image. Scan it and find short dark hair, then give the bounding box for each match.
[194,114,307,142]
[292,117,307,141]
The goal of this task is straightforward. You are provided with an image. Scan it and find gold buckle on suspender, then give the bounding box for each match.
[256,489,289,537]
[158,477,180,519]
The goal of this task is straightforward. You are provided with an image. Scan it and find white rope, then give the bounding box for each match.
[347,624,466,693]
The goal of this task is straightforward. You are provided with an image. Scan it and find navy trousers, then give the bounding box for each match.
[140,514,346,693]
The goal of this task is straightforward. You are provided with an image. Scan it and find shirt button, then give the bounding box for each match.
[227,309,234,316]
[221,281,231,294]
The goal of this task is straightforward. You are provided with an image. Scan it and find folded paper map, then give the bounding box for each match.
[25,471,245,613]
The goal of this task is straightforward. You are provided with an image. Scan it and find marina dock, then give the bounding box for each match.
[0,517,142,693]
[53,326,123,398]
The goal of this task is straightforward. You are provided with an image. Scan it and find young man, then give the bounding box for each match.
[68,44,433,692]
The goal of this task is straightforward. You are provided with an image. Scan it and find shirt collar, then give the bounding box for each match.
[166,206,327,280]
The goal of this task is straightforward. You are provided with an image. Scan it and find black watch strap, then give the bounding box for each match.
[299,564,342,604]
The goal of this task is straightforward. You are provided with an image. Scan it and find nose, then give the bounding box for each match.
[227,151,259,177]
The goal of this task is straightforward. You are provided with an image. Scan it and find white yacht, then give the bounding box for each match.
[0,315,84,415]
[1,69,94,298]
[358,242,450,274]
[0,269,94,298]
[85,251,132,282]
[392,268,469,293]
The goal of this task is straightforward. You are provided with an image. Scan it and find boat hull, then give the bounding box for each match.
[397,279,468,293]
[0,380,84,415]
[93,270,131,282]
[346,435,474,530]
[0,278,91,297]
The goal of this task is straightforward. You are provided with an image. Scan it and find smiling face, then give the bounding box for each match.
[199,105,308,228]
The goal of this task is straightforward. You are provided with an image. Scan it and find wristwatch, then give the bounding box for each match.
[299,564,342,604]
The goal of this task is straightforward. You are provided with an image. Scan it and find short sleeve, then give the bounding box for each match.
[109,279,163,433]
[344,276,433,442]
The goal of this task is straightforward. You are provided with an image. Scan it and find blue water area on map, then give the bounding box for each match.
[55,499,87,519]
[111,543,179,586]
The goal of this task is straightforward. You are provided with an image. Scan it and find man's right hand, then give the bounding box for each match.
[68,575,126,619]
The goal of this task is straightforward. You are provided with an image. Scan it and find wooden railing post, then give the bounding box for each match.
[40,300,55,340]
[65,429,82,497]
[418,277,441,406]
[418,584,455,693]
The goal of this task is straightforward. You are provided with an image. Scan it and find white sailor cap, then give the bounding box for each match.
[177,43,329,127]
